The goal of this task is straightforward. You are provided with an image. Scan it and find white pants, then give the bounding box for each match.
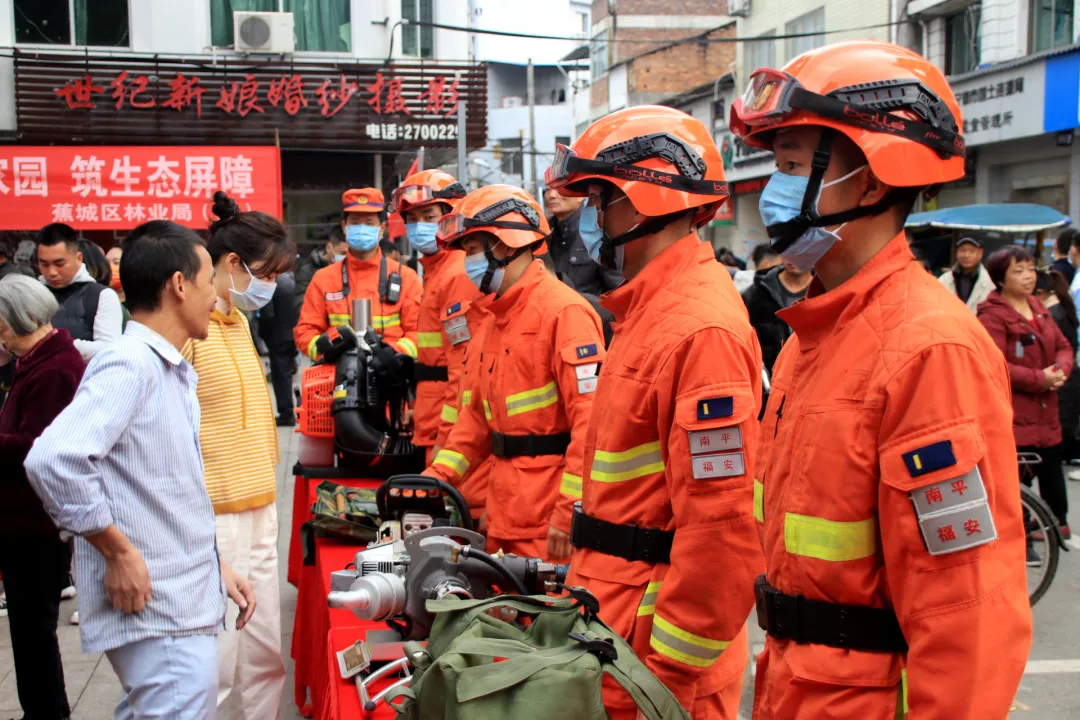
[107,634,218,719]
[215,503,286,719]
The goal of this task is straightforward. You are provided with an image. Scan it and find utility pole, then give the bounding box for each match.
[457,95,467,185]
[527,58,537,198]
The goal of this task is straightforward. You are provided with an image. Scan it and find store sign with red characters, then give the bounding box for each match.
[14,52,487,149]
[0,147,282,231]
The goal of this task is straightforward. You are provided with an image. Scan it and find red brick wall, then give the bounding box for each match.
[592,0,608,25]
[612,27,704,66]
[615,0,728,15]
[591,76,609,109]
[628,25,736,96]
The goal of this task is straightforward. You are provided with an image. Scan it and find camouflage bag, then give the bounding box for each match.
[301,482,382,563]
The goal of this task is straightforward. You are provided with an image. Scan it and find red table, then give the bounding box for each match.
[325,627,399,719]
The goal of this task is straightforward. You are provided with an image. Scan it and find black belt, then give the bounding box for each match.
[413,363,449,382]
[490,432,571,458]
[570,503,673,565]
[754,575,908,653]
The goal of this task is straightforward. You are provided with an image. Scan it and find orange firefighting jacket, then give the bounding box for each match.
[426,260,604,544]
[413,250,481,447]
[557,234,765,714]
[753,234,1032,720]
[293,249,422,360]
[437,297,494,518]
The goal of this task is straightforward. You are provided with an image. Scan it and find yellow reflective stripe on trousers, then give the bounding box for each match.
[637,580,662,617]
[895,668,908,719]
[397,337,418,358]
[432,449,469,477]
[505,381,559,417]
[307,336,319,361]
[373,313,401,330]
[560,472,582,499]
[328,313,350,327]
[591,441,665,483]
[440,404,459,424]
[649,613,729,668]
[753,478,764,523]
[418,332,443,348]
[462,390,473,408]
[784,513,877,562]
[482,398,492,421]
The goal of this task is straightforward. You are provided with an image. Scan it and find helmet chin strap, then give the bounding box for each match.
[767,129,916,253]
[596,189,695,269]
[479,235,527,293]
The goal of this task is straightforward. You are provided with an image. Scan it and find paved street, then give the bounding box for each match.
[2,424,1078,718]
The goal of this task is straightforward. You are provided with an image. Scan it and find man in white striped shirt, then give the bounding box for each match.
[27,220,256,719]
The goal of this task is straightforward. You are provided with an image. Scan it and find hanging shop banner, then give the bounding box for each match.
[13,51,488,149]
[951,60,1046,146]
[0,146,282,231]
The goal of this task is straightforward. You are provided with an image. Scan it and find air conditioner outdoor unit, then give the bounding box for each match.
[233,11,295,53]
[501,96,525,108]
[729,0,752,17]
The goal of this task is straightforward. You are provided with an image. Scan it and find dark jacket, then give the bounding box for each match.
[0,260,35,281]
[978,292,1074,447]
[1050,257,1076,286]
[547,206,623,297]
[258,271,299,348]
[1047,298,1080,441]
[742,266,804,373]
[294,248,332,316]
[0,329,84,535]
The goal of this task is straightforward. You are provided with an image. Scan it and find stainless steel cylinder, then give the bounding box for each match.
[352,298,372,333]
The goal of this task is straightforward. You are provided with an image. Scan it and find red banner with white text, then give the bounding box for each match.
[0,146,282,231]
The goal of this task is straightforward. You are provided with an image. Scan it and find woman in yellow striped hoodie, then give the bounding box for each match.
[184,191,295,717]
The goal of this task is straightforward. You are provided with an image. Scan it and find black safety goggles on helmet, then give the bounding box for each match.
[436,197,543,243]
[389,182,468,213]
[546,132,729,196]
[737,68,965,159]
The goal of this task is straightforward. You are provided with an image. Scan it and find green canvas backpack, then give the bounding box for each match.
[384,591,691,720]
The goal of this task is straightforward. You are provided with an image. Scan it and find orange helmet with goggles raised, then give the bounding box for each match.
[545,105,728,226]
[730,40,965,188]
[389,169,468,214]
[436,184,550,251]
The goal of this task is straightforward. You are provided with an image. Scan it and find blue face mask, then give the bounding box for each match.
[578,205,605,263]
[407,222,440,256]
[464,252,504,294]
[346,224,380,253]
[229,261,277,311]
[758,165,865,272]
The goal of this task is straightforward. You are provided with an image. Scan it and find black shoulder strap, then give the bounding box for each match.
[378,252,387,303]
[340,258,349,298]
[83,282,105,338]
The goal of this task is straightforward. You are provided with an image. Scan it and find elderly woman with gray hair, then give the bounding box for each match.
[0,274,84,720]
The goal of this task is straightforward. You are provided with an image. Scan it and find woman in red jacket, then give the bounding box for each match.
[978,246,1074,545]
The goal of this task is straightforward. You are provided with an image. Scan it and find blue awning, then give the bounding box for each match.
[905,204,1072,233]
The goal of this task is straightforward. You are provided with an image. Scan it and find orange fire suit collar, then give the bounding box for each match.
[776,232,911,348]
[486,258,546,322]
[600,233,711,322]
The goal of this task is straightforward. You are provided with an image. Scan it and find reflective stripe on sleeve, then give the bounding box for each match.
[784,513,877,562]
[462,390,473,407]
[753,478,764,523]
[591,441,665,483]
[373,313,402,330]
[432,449,470,477]
[649,613,729,668]
[328,313,350,327]
[637,580,662,617]
[482,398,492,421]
[397,337,418,358]
[559,472,582,499]
[505,381,559,417]
[418,332,444,348]
[440,404,459,424]
[307,336,319,361]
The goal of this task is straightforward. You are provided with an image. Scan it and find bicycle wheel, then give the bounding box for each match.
[1021,484,1060,606]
